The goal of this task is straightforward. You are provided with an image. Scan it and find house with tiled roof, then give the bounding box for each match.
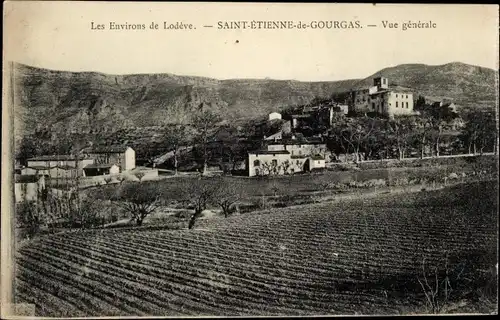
[81,145,135,171]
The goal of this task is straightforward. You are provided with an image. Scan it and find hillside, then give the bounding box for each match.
[11,62,498,154]
[352,62,497,108]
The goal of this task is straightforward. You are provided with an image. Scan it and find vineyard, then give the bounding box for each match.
[14,181,497,316]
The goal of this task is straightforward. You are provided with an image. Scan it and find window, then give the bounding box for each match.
[299,150,302,155]
[396,102,398,108]
[406,102,409,108]
[396,94,398,98]
[383,78,386,84]
[253,160,260,167]
[372,102,375,110]
[272,159,278,166]
[406,95,408,99]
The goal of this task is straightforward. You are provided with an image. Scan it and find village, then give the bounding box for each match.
[13,75,484,205]
[6,2,498,317]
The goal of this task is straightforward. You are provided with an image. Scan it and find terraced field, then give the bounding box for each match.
[15,181,498,316]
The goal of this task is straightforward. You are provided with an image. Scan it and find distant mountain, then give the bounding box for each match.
[11,61,497,154]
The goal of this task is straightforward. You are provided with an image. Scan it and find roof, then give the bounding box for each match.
[267,140,325,146]
[369,89,390,96]
[291,155,308,159]
[311,155,325,160]
[82,145,130,154]
[50,165,77,170]
[249,150,290,155]
[290,114,312,119]
[15,174,42,184]
[24,166,51,170]
[84,163,115,169]
[28,155,77,161]
[24,165,77,170]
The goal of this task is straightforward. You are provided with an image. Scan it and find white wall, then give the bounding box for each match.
[387,92,414,116]
[248,153,291,177]
[15,178,45,203]
[122,148,136,171]
[311,159,326,169]
[268,112,282,121]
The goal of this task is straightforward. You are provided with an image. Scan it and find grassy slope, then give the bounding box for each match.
[15,180,498,316]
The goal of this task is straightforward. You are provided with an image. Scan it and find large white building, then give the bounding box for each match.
[350,77,414,117]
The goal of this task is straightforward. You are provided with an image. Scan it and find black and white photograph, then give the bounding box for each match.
[1,1,499,318]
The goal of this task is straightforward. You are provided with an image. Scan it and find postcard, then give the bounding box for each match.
[2,1,499,318]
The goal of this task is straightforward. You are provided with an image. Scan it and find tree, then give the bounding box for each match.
[260,160,280,176]
[420,103,459,157]
[216,125,242,173]
[65,191,105,229]
[117,175,126,185]
[412,116,433,159]
[16,201,43,238]
[212,178,243,217]
[339,117,377,162]
[112,182,160,226]
[183,177,217,229]
[134,172,146,182]
[460,110,497,155]
[192,106,222,175]
[162,124,190,175]
[282,160,292,175]
[16,137,38,166]
[386,116,417,160]
[414,95,427,112]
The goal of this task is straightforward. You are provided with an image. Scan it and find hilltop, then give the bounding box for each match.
[11,62,497,155]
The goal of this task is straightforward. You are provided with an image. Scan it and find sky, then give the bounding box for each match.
[3,2,499,81]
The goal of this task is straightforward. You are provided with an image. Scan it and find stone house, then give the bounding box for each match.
[247,150,292,177]
[349,77,414,117]
[266,140,328,159]
[14,174,45,203]
[27,155,94,172]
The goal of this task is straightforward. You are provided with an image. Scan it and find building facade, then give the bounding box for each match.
[14,175,45,203]
[309,155,326,170]
[267,141,328,158]
[27,156,94,170]
[82,146,136,171]
[247,151,292,177]
[349,77,414,117]
[268,112,282,121]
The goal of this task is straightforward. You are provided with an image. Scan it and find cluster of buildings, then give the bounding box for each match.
[15,146,136,203]
[247,113,330,177]
[247,141,328,177]
[245,76,418,176]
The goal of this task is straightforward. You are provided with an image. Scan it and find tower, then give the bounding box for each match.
[374,77,389,90]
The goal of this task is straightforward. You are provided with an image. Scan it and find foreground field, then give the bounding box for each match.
[15,181,497,316]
